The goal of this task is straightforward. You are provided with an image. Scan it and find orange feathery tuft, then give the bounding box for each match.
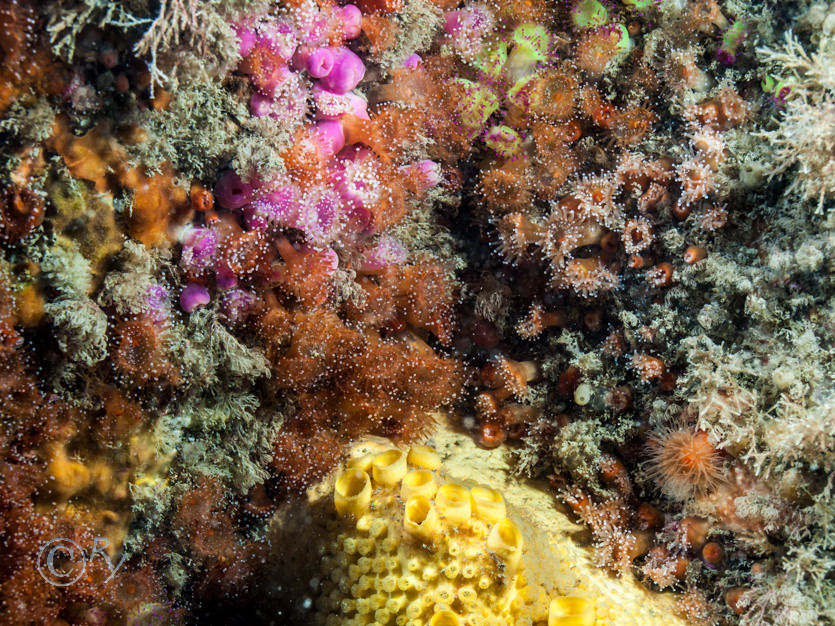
[273,237,336,307]
[340,112,392,164]
[272,309,364,391]
[361,14,399,54]
[368,163,408,230]
[394,259,457,345]
[342,266,400,329]
[111,316,178,388]
[254,301,293,363]
[345,331,463,441]
[280,126,330,186]
[271,427,345,494]
[364,105,425,164]
[356,0,403,14]
[647,425,725,500]
[221,230,275,281]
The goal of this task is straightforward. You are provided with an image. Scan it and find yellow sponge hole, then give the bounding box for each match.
[346,453,375,472]
[548,595,594,626]
[429,610,460,626]
[435,483,471,526]
[487,518,524,569]
[334,469,371,518]
[372,449,408,485]
[470,485,506,524]
[404,494,441,542]
[408,445,442,470]
[401,469,438,500]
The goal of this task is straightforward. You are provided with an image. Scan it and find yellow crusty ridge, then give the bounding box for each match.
[313,443,594,626]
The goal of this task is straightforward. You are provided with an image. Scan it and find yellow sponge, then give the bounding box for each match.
[314,444,595,626]
[549,596,594,626]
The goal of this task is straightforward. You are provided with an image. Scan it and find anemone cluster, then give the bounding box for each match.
[1,0,834,625]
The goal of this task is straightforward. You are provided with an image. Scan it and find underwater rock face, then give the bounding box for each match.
[1,0,834,625]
